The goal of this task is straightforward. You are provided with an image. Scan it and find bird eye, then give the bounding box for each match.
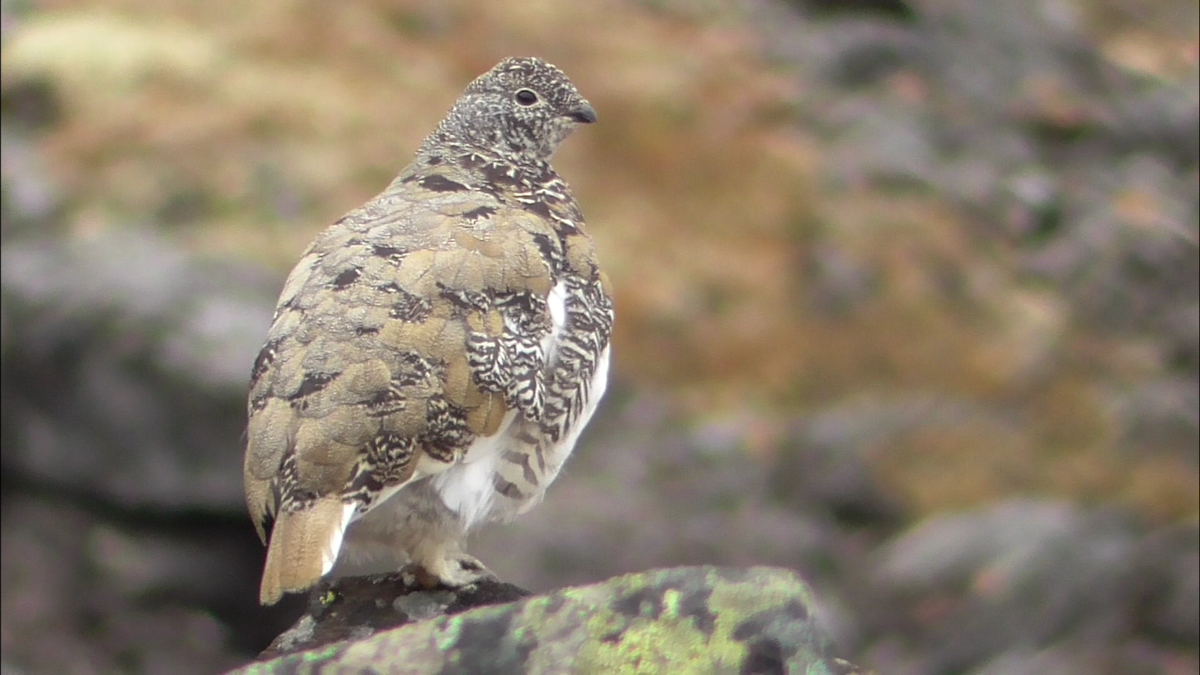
[514,89,539,106]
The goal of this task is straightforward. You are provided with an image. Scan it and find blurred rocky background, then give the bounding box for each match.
[1,0,1196,673]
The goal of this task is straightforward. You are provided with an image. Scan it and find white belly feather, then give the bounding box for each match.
[432,280,608,529]
[334,279,608,577]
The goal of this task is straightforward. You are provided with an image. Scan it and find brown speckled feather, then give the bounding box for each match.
[245,169,557,515]
[243,57,612,605]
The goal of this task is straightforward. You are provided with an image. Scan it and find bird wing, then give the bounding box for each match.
[242,170,560,597]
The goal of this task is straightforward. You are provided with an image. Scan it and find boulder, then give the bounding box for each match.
[233,566,868,675]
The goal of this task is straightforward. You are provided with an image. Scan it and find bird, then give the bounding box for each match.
[242,57,613,606]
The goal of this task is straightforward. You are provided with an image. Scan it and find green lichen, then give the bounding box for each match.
[433,612,465,652]
[299,644,343,662]
[575,592,715,673]
[568,567,832,675]
[227,566,853,675]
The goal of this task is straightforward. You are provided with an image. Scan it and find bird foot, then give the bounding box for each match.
[409,553,496,589]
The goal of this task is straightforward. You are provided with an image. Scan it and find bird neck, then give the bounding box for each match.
[411,140,558,192]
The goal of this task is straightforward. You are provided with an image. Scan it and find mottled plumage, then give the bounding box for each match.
[243,57,612,605]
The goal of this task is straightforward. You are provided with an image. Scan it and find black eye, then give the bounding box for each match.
[514,89,539,106]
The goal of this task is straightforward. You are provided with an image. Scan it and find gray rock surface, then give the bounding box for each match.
[235,566,866,675]
[1,228,275,512]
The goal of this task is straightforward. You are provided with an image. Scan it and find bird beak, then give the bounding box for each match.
[567,103,597,124]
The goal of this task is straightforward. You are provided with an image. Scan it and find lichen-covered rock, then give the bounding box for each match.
[255,572,533,660]
[232,566,866,675]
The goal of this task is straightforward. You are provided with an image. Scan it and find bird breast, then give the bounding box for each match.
[431,280,570,528]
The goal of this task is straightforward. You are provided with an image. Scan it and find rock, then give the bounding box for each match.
[970,643,1107,675]
[1133,520,1200,643]
[233,566,864,674]
[870,500,1152,672]
[771,396,920,527]
[872,499,1084,592]
[256,573,532,660]
[0,492,255,675]
[0,227,276,512]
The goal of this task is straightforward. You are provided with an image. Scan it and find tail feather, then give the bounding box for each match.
[259,497,353,605]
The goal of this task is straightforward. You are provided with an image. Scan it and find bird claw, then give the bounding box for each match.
[410,554,496,589]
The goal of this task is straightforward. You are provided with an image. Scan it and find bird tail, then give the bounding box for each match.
[259,497,353,605]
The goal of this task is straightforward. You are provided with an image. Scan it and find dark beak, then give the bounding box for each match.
[568,103,597,124]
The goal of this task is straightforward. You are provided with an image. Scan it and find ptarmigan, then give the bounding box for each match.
[243,57,612,605]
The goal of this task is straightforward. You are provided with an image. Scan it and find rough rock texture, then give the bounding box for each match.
[0,226,274,511]
[256,573,533,660]
[234,566,865,675]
